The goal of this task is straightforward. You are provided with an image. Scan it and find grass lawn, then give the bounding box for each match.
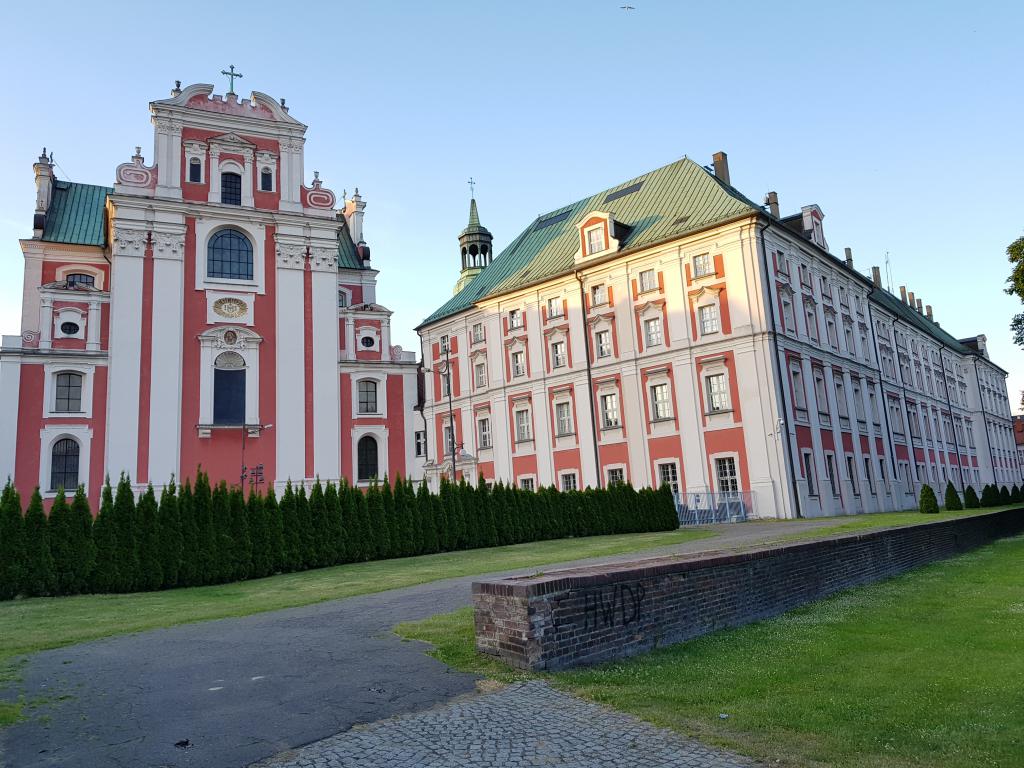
[397,535,1024,768]
[0,527,711,669]
[774,505,1009,543]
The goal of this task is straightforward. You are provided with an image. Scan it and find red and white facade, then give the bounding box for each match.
[417,155,1021,517]
[0,82,421,508]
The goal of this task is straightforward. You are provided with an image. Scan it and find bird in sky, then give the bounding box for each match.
[621,5,635,10]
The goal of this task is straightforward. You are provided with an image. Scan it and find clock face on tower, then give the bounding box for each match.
[213,297,247,319]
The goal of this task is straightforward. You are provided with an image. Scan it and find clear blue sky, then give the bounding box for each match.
[2,1,1022,406]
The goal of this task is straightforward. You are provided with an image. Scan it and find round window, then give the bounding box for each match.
[360,336,375,348]
[60,322,80,336]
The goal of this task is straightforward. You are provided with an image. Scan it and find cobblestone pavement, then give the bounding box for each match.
[253,681,753,768]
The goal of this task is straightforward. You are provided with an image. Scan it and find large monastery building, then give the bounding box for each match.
[417,153,1023,517]
[0,80,421,508]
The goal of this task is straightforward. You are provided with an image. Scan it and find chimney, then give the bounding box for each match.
[925,305,933,321]
[908,290,916,308]
[916,298,923,314]
[871,266,882,287]
[899,286,908,303]
[712,151,730,186]
[33,148,54,238]
[765,191,779,218]
[844,247,853,269]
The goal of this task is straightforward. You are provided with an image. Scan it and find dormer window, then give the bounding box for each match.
[189,157,202,184]
[585,226,606,255]
[221,172,242,205]
[260,167,273,192]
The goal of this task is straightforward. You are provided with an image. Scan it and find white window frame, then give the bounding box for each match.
[518,476,536,491]
[474,360,487,389]
[514,407,532,443]
[472,322,485,343]
[595,328,612,358]
[644,316,663,347]
[657,461,680,495]
[547,297,564,319]
[650,382,673,421]
[551,339,567,368]
[638,268,657,293]
[508,308,523,329]
[600,391,621,429]
[43,363,95,419]
[555,400,574,437]
[356,378,380,415]
[39,425,92,498]
[477,416,492,450]
[693,252,712,278]
[511,350,526,378]
[606,465,626,485]
[591,284,608,306]
[560,471,578,491]
[705,372,730,413]
[585,226,606,255]
[698,302,720,335]
[414,430,426,457]
[714,455,740,497]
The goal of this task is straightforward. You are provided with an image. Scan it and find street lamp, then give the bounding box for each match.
[435,343,458,480]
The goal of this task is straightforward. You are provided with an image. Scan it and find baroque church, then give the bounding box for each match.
[0,77,422,508]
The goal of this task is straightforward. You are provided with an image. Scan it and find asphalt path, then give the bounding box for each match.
[0,519,843,768]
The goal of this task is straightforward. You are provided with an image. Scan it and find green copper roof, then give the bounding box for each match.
[420,157,760,327]
[337,224,363,269]
[869,285,973,355]
[41,180,111,246]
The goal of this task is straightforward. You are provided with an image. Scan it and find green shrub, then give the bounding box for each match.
[981,484,1001,507]
[158,482,182,588]
[963,485,980,509]
[943,481,962,511]
[0,481,25,600]
[1012,485,1023,504]
[919,484,939,514]
[136,485,164,591]
[1000,485,1011,505]
[22,488,55,596]
[91,479,119,592]
[112,474,140,592]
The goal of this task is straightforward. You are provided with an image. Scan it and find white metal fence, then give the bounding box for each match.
[676,491,752,526]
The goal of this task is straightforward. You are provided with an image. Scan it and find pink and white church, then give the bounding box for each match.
[0,78,423,508]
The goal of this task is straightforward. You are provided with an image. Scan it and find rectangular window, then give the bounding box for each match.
[591,284,608,305]
[658,462,680,495]
[792,368,807,411]
[188,158,202,183]
[443,424,455,456]
[638,269,657,293]
[826,319,839,349]
[693,253,711,277]
[508,309,523,329]
[586,227,606,254]
[440,372,451,397]
[547,297,564,318]
[477,417,492,449]
[414,430,426,457]
[595,330,612,358]
[358,380,378,414]
[846,455,858,495]
[715,457,739,496]
[864,457,874,493]
[826,454,839,496]
[551,340,567,368]
[213,368,245,425]
[560,472,578,491]
[511,351,525,377]
[698,304,720,335]
[835,378,849,419]
[514,409,532,442]
[220,172,242,205]
[55,372,83,413]
[650,383,673,421]
[782,298,795,332]
[814,374,829,416]
[555,401,574,436]
[806,309,818,341]
[600,392,620,428]
[607,467,625,485]
[804,451,816,496]
[519,477,535,491]
[474,361,487,389]
[706,373,729,413]
[644,317,663,347]
[439,334,450,353]
[472,322,484,343]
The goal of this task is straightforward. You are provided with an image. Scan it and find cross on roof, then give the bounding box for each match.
[221,65,244,94]
[467,177,476,198]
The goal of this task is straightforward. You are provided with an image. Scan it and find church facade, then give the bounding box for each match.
[0,80,422,508]
[417,153,1021,517]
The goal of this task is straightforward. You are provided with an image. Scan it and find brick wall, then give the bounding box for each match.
[472,509,1024,670]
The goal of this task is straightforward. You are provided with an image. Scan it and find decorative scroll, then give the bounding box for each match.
[115,147,157,190]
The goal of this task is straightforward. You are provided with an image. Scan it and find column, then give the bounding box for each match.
[86,300,101,351]
[274,236,307,483]
[39,296,53,350]
[310,245,341,480]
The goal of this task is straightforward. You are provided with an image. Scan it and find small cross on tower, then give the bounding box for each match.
[221,64,244,95]
[467,177,476,198]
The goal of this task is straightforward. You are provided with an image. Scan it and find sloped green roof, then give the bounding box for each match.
[41,181,111,246]
[869,286,973,355]
[337,224,363,269]
[420,157,759,327]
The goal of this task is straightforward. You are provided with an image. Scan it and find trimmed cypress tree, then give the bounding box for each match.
[943,481,962,511]
[177,479,201,587]
[491,482,510,545]
[158,481,183,589]
[334,481,354,563]
[323,481,343,565]
[136,485,163,591]
[919,484,939,514]
[1012,484,1024,504]
[365,483,388,559]
[657,483,679,529]
[22,488,55,596]
[981,484,1000,507]
[416,481,438,554]
[963,485,980,509]
[48,488,74,595]
[1000,485,1011,505]
[0,481,25,600]
[430,492,448,551]
[247,490,270,578]
[112,474,140,591]
[91,480,119,593]
[209,481,232,583]
[307,480,329,567]
[391,477,412,557]
[68,485,96,593]
[295,485,315,569]
[477,476,498,548]
[352,486,372,560]
[264,487,284,573]
[381,478,398,559]
[228,487,252,581]
[192,471,217,585]
[279,481,301,571]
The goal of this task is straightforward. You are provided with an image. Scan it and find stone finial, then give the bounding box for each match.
[172,80,182,96]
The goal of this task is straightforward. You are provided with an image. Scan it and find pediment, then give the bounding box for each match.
[209,132,257,149]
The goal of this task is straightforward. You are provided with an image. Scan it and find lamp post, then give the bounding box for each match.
[436,343,458,481]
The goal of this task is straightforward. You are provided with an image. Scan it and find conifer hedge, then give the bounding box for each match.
[0,472,678,600]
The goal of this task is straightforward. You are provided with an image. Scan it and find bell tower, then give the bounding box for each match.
[455,195,493,294]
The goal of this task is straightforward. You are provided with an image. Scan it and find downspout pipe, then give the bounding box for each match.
[575,271,603,489]
[866,301,901,483]
[757,219,802,519]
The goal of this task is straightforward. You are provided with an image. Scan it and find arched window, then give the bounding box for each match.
[357,435,378,481]
[55,372,83,412]
[50,438,80,491]
[189,157,202,183]
[208,229,253,280]
[358,380,378,414]
[213,351,246,425]
[221,171,242,205]
[260,167,273,192]
[65,273,95,288]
